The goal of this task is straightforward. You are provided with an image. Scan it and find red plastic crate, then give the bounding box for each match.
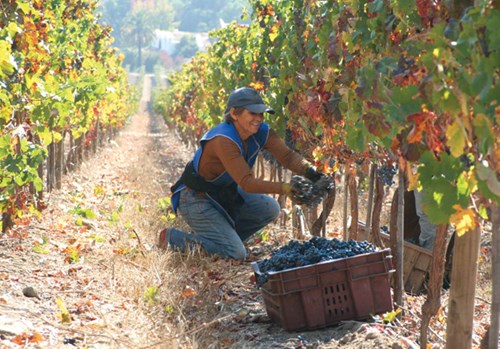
[252,249,394,331]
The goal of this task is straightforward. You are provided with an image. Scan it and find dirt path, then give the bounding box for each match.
[0,77,418,349]
[0,76,190,348]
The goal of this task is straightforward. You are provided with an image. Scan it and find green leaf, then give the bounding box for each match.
[485,9,500,51]
[345,124,366,152]
[144,286,159,304]
[478,205,489,220]
[37,127,53,146]
[69,205,95,219]
[0,41,15,77]
[108,211,120,223]
[385,86,421,121]
[33,245,49,254]
[472,114,494,155]
[158,197,171,210]
[88,234,105,242]
[417,152,470,224]
[33,177,43,192]
[420,180,463,224]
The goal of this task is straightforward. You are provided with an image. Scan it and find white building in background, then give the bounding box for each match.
[151,29,212,55]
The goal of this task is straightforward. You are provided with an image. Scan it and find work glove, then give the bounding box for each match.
[305,166,334,192]
[305,166,324,182]
[282,176,316,205]
[281,182,295,198]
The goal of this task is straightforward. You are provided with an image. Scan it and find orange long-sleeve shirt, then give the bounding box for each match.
[197,129,310,195]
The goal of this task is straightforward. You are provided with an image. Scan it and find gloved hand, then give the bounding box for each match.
[282,177,315,205]
[305,166,334,192]
[282,183,297,199]
[305,166,323,182]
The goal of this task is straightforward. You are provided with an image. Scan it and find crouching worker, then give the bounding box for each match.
[158,87,328,260]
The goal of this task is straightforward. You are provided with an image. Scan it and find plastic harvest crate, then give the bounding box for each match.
[252,249,394,331]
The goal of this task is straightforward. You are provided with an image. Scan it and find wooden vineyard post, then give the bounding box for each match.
[389,168,405,308]
[446,225,481,349]
[348,174,359,241]
[489,205,500,349]
[92,123,99,154]
[321,198,327,237]
[395,167,405,307]
[46,137,55,192]
[364,163,376,241]
[371,171,385,248]
[65,132,75,173]
[343,171,349,241]
[420,224,450,348]
[76,135,84,167]
[279,169,289,227]
[36,162,44,206]
[55,137,64,190]
[311,182,336,237]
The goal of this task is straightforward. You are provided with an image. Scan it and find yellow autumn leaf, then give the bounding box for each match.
[445,120,466,158]
[55,298,71,324]
[449,205,477,237]
[382,308,402,323]
[406,167,419,191]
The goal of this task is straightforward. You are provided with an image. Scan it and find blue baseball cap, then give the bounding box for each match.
[224,87,275,115]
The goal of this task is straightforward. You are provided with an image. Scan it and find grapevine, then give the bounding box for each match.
[0,0,138,231]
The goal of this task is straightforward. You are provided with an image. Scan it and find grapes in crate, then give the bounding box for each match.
[255,236,377,286]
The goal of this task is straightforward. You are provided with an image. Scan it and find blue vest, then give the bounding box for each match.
[171,122,270,226]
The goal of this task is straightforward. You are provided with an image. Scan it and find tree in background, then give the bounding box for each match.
[98,0,132,48]
[174,0,249,32]
[98,0,249,70]
[175,35,199,58]
[122,8,156,69]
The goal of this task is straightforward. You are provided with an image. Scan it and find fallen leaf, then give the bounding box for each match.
[180,286,197,299]
[55,298,71,324]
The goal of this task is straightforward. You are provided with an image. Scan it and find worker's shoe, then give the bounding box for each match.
[158,228,172,250]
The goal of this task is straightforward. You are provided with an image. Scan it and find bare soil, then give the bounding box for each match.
[0,76,493,349]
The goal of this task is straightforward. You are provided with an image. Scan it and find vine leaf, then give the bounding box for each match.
[449,205,477,237]
[362,112,391,138]
[445,120,466,157]
[55,298,71,324]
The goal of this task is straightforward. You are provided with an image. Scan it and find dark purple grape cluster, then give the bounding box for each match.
[289,175,334,206]
[459,154,474,169]
[255,236,377,285]
[377,164,397,186]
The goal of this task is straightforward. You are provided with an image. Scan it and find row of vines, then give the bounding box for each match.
[0,0,139,233]
[153,0,499,348]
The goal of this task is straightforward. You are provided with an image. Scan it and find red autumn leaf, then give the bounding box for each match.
[406,111,429,143]
[180,286,197,299]
[363,112,391,138]
[406,110,445,153]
